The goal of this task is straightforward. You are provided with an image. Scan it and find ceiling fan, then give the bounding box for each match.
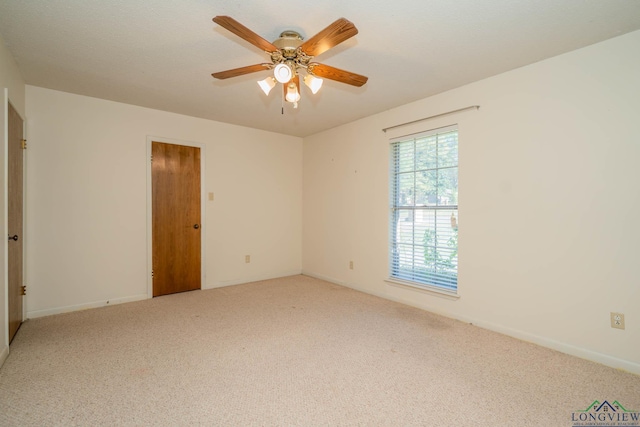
[211,16,368,108]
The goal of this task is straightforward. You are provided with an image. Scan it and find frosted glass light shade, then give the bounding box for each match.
[257,77,276,95]
[304,74,323,94]
[274,63,293,83]
[285,82,300,103]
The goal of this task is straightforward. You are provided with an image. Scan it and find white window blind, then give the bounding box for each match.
[389,125,458,292]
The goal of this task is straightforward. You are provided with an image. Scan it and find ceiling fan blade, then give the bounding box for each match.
[213,16,279,53]
[308,63,368,87]
[299,18,358,57]
[212,64,271,79]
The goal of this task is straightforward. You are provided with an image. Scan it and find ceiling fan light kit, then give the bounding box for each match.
[286,82,301,103]
[257,76,276,95]
[211,16,368,110]
[274,63,294,84]
[304,74,323,94]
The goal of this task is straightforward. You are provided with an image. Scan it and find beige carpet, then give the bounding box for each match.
[0,275,638,426]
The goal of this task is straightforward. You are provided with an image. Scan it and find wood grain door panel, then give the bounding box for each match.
[152,142,201,297]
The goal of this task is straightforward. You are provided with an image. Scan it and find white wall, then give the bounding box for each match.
[303,30,640,373]
[0,33,25,367]
[25,86,302,317]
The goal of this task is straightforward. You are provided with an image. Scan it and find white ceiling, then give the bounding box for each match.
[1,1,639,137]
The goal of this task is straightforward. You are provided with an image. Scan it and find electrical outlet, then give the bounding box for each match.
[610,312,625,330]
[349,261,354,270]
[245,255,250,263]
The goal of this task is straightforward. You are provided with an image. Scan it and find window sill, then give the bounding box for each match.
[385,278,460,300]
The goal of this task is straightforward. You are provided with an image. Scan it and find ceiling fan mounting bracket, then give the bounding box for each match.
[278,30,303,40]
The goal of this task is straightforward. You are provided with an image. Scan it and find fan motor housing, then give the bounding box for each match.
[273,31,304,58]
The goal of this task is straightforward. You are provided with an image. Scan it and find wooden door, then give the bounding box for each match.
[8,102,24,343]
[152,142,201,297]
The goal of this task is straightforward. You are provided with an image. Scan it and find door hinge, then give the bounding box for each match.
[21,139,27,150]
[21,285,26,296]
[150,155,153,163]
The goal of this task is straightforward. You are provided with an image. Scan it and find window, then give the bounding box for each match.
[389,125,458,293]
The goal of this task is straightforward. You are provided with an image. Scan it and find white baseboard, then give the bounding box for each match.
[452,315,640,376]
[301,270,640,376]
[206,269,303,289]
[27,270,304,319]
[27,294,149,319]
[301,271,346,287]
[0,345,8,369]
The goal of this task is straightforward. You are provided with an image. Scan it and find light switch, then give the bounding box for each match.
[208,192,214,201]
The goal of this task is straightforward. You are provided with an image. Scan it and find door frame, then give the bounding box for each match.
[146,136,206,299]
[3,91,27,348]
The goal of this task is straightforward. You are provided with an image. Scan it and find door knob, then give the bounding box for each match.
[193,224,200,229]
[8,235,18,241]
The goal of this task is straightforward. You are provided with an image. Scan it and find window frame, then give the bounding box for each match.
[388,124,459,296]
